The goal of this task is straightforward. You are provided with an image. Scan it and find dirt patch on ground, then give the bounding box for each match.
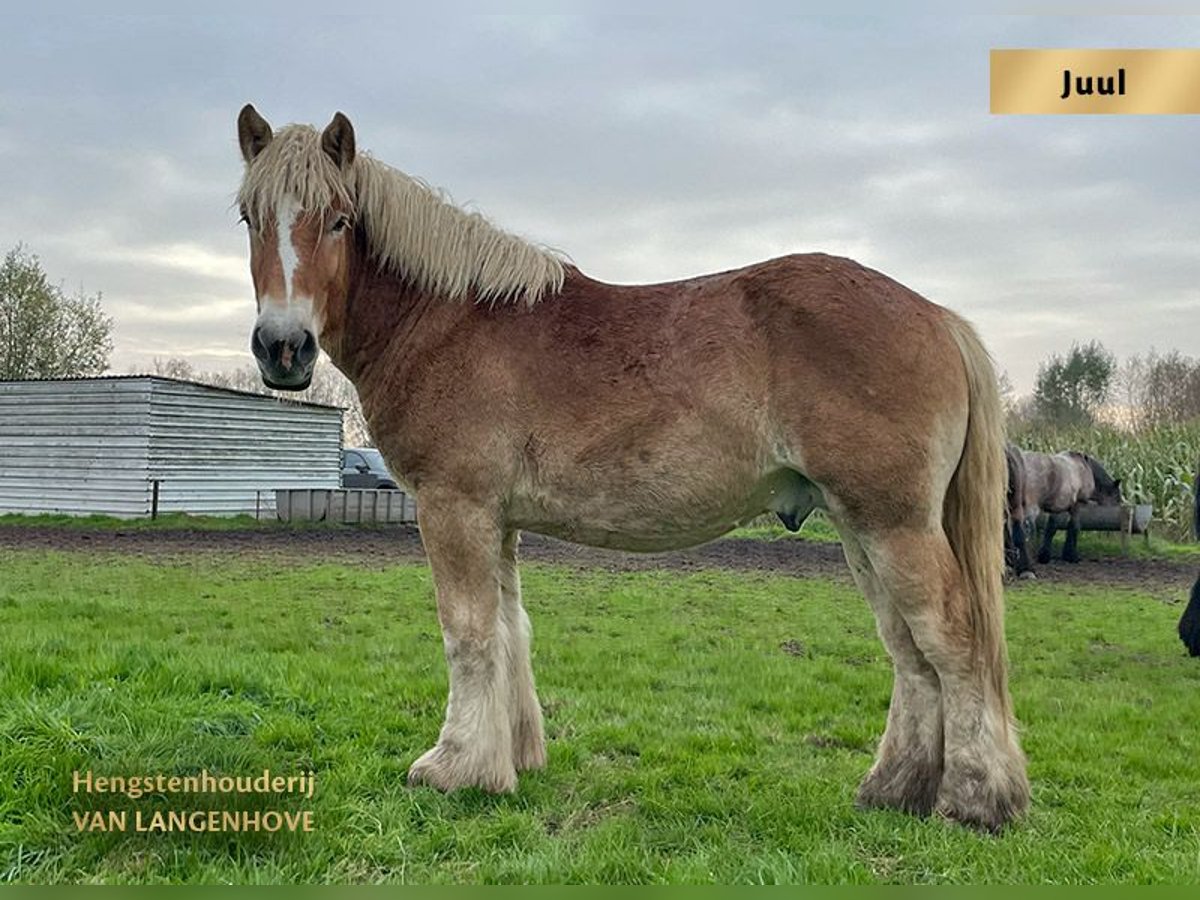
[0,524,851,578]
[0,523,1193,596]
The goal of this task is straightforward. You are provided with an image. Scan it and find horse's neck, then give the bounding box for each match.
[328,258,464,421]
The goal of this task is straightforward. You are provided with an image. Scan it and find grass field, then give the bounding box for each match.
[1,540,1198,884]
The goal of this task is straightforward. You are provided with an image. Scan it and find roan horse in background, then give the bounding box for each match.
[234,105,1029,831]
[1009,448,1122,566]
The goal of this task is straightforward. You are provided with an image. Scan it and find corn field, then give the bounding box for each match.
[1008,420,1200,542]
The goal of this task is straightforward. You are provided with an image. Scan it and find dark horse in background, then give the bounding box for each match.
[1180,462,1200,656]
[1006,447,1122,572]
[1004,444,1034,576]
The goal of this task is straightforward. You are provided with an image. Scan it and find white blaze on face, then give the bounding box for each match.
[256,195,322,343]
[276,196,300,300]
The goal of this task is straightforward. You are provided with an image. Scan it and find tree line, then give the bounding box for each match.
[1010,339,1200,431]
[6,242,1199,439]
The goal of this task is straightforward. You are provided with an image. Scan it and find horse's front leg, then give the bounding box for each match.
[499,529,546,771]
[1036,515,1057,564]
[408,492,517,793]
[1062,505,1082,563]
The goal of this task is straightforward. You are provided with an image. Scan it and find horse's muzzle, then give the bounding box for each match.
[252,324,318,392]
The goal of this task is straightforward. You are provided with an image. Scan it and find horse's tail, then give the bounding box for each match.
[941,311,1012,719]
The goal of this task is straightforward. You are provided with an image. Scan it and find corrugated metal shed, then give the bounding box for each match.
[0,376,342,517]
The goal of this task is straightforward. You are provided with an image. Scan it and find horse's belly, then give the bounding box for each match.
[507,466,823,552]
[530,520,738,552]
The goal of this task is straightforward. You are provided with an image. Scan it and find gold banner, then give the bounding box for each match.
[991,49,1200,114]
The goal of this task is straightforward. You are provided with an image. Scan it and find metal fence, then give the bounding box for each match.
[275,488,417,525]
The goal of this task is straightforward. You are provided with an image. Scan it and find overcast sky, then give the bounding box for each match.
[1,13,1197,394]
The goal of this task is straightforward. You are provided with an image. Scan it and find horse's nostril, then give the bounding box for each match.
[298,331,319,364]
[251,326,270,361]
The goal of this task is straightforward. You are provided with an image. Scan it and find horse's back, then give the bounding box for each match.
[529,252,960,426]
[1020,449,1096,513]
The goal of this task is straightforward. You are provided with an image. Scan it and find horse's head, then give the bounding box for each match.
[1085,454,1123,506]
[235,104,358,391]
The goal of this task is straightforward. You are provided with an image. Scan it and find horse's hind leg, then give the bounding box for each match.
[862,526,1028,831]
[499,530,546,770]
[407,492,517,793]
[840,529,943,815]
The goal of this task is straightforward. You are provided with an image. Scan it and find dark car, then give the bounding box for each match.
[341,447,399,490]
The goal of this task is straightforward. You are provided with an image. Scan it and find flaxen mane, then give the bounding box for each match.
[237,124,565,305]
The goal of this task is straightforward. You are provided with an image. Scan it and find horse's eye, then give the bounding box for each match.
[330,216,349,234]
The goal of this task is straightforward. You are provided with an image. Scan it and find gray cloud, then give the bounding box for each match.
[1,14,1197,391]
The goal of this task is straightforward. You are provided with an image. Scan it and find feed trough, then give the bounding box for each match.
[1036,503,1153,553]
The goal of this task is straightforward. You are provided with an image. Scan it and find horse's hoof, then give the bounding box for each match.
[407,743,518,794]
[855,760,941,817]
[934,762,1029,834]
[1018,570,1037,580]
[512,722,547,772]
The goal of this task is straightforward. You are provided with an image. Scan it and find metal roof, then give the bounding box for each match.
[0,374,344,411]
[0,376,343,517]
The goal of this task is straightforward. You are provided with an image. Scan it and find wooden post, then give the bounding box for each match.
[151,480,160,520]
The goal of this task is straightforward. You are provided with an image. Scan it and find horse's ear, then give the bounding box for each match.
[238,104,273,164]
[322,111,356,171]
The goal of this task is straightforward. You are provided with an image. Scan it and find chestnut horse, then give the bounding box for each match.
[234,105,1028,831]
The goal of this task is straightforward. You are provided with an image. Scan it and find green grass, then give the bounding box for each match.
[1034,527,1200,562]
[0,512,394,536]
[0,513,277,531]
[731,511,842,544]
[1,550,1198,884]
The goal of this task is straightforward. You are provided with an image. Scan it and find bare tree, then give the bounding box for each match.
[0,245,112,379]
[150,356,197,381]
[1122,349,1200,429]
